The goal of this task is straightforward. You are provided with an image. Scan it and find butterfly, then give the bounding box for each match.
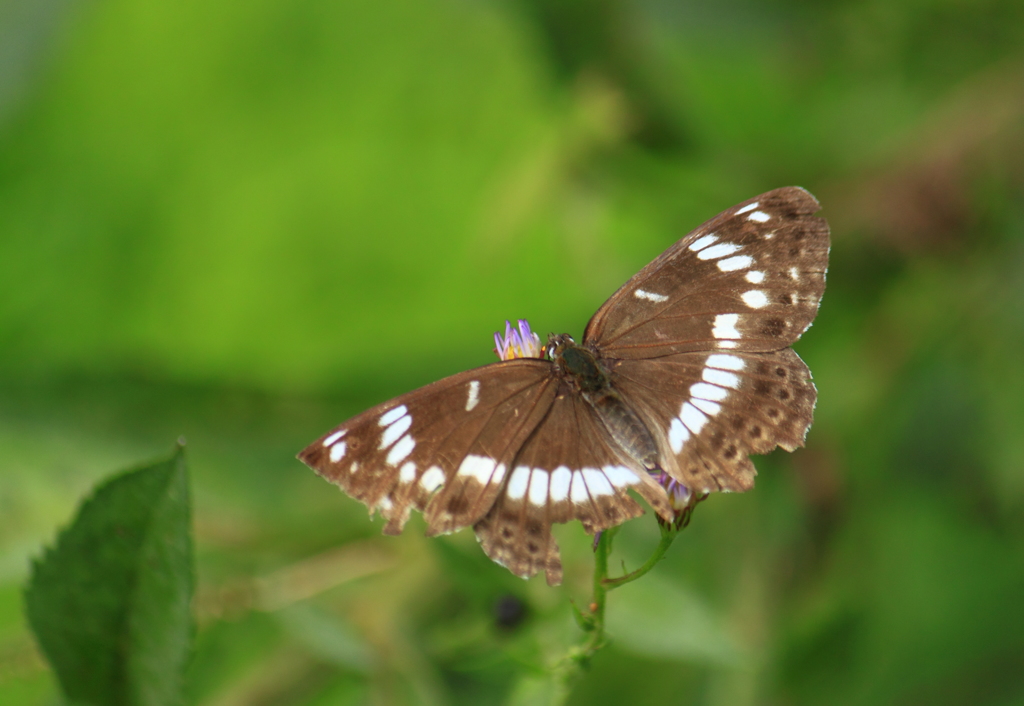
[299,187,829,585]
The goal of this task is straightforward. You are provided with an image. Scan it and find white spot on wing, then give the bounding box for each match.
[692,398,722,416]
[604,465,637,488]
[323,430,346,447]
[703,367,741,389]
[329,441,347,463]
[718,255,753,272]
[712,313,741,340]
[789,266,800,280]
[386,435,416,465]
[464,380,481,411]
[669,417,689,454]
[706,353,745,370]
[379,413,412,449]
[741,290,769,308]
[681,402,708,434]
[528,470,550,506]
[419,466,445,493]
[550,467,572,502]
[380,405,408,426]
[378,496,393,511]
[747,210,770,223]
[570,471,590,503]
[690,382,728,402]
[399,462,417,483]
[735,202,759,215]
[457,454,496,484]
[745,270,765,284]
[688,234,718,252]
[582,468,614,497]
[697,242,743,261]
[507,466,530,500]
[635,289,669,303]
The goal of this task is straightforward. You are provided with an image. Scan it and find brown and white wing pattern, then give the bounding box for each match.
[610,349,817,494]
[584,187,829,358]
[474,386,674,585]
[300,361,676,586]
[299,360,558,537]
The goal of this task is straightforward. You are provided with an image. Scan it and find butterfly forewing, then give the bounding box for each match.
[474,386,674,585]
[585,187,828,358]
[299,360,558,536]
[610,348,817,494]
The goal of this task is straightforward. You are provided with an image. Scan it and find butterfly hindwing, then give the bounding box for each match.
[473,385,674,585]
[610,348,817,494]
[299,360,559,537]
[585,187,828,358]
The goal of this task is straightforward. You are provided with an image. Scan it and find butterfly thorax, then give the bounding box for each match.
[551,337,607,393]
[549,334,662,472]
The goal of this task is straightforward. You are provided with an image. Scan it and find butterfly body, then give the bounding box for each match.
[300,187,829,585]
[550,335,664,476]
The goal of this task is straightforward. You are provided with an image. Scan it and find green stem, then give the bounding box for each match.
[551,524,679,703]
[602,523,677,590]
[585,526,614,655]
[550,528,615,703]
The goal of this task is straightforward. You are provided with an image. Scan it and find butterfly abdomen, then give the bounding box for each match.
[587,391,661,473]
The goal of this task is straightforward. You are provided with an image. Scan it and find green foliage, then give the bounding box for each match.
[24,446,194,706]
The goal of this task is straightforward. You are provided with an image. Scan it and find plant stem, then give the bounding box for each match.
[552,523,680,702]
[584,526,614,656]
[602,523,677,590]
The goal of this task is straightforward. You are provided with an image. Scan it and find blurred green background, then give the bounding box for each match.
[2,0,1023,704]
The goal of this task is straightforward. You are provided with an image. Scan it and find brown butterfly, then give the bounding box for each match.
[299,187,829,585]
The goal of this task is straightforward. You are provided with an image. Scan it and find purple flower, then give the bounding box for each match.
[494,319,544,361]
[655,472,708,530]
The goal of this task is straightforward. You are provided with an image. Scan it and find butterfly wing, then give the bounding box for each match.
[474,385,674,585]
[299,360,560,537]
[300,360,676,586]
[584,187,829,358]
[610,348,817,494]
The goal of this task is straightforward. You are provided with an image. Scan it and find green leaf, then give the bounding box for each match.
[24,444,194,706]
